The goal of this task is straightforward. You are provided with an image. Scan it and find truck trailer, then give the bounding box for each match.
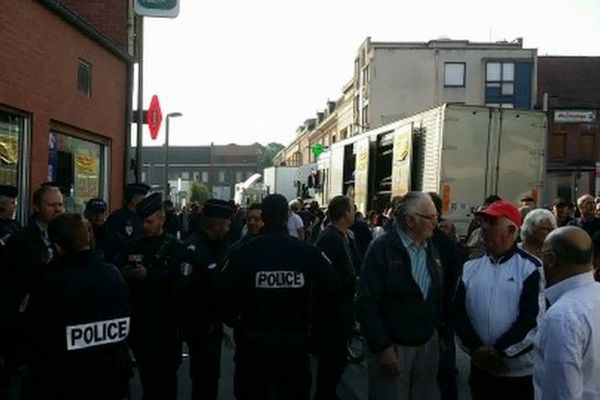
[316,104,547,236]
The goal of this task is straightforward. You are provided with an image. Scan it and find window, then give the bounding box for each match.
[193,172,200,181]
[181,172,189,180]
[77,59,92,97]
[486,62,514,108]
[444,63,465,87]
[549,133,566,159]
[235,171,243,182]
[201,171,209,183]
[361,105,369,128]
[218,171,226,183]
[49,132,105,213]
[580,134,595,159]
[0,110,28,222]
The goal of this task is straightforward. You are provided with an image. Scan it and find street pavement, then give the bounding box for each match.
[130,333,473,399]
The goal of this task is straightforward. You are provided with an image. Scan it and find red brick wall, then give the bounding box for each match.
[59,0,129,50]
[0,0,128,209]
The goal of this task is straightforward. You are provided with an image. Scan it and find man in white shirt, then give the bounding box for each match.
[287,200,305,239]
[535,226,600,400]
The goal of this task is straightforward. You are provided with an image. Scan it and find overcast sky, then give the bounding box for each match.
[135,0,600,147]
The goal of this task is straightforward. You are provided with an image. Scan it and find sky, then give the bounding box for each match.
[135,0,600,147]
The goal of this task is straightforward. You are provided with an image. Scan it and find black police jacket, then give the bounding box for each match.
[0,218,22,244]
[106,207,143,242]
[221,226,341,346]
[27,249,131,399]
[119,233,181,345]
[177,230,231,341]
[356,229,444,353]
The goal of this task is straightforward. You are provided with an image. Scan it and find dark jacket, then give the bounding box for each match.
[356,229,444,353]
[106,207,143,242]
[178,230,230,341]
[28,250,131,400]
[221,227,340,346]
[119,233,181,358]
[349,219,373,257]
[315,225,361,331]
[431,228,463,326]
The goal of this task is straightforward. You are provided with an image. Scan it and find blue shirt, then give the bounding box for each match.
[396,227,431,298]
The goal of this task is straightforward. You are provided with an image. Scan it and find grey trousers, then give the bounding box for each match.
[367,333,440,400]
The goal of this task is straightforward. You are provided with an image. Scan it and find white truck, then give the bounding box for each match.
[317,104,547,236]
[263,166,299,202]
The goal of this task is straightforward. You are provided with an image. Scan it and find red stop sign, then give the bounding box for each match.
[147,95,163,140]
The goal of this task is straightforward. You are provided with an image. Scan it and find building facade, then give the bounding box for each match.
[538,56,600,201]
[0,0,133,219]
[277,37,537,168]
[141,143,261,202]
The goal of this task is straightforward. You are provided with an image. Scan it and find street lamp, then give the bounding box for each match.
[164,112,183,199]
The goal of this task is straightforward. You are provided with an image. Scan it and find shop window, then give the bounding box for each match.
[48,132,105,212]
[0,110,28,221]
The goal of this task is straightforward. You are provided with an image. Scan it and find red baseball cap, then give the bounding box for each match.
[475,200,522,227]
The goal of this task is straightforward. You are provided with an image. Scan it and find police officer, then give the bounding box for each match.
[222,194,340,399]
[0,185,21,247]
[106,183,150,243]
[178,198,235,400]
[1,185,64,397]
[84,198,120,263]
[28,213,131,400]
[119,193,181,400]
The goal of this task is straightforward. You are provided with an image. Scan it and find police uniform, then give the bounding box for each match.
[221,194,340,400]
[119,193,181,400]
[106,183,150,243]
[28,249,131,400]
[178,199,235,400]
[85,198,121,263]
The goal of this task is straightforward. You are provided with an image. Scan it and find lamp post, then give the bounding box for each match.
[164,112,183,199]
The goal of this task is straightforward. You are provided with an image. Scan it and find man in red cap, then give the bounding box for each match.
[453,201,545,400]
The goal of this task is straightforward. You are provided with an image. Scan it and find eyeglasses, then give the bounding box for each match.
[414,213,438,222]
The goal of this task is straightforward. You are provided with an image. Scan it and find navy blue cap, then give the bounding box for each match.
[85,198,108,214]
[203,199,235,219]
[137,193,162,219]
[0,185,18,198]
[261,194,289,219]
[125,183,151,197]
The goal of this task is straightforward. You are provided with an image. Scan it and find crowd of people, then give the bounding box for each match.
[0,181,599,400]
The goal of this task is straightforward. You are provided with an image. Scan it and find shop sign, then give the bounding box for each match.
[554,110,597,124]
[134,0,180,18]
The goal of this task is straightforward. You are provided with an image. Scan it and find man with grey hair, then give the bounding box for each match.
[520,208,557,260]
[567,194,600,237]
[357,191,444,399]
[535,226,600,399]
[453,201,545,400]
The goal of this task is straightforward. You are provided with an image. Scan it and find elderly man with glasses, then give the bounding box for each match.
[357,191,444,400]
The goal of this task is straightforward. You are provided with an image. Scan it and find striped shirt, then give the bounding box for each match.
[396,227,432,298]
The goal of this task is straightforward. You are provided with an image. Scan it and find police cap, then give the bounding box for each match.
[85,198,108,214]
[261,194,289,220]
[0,185,18,199]
[125,183,151,198]
[137,193,162,219]
[203,199,235,219]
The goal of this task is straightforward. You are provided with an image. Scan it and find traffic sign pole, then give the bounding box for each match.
[135,15,144,183]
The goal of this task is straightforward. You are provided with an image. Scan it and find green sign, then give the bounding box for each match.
[135,0,180,18]
[311,144,325,158]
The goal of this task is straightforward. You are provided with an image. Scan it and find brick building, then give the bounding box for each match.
[141,143,262,202]
[0,0,133,220]
[537,57,600,201]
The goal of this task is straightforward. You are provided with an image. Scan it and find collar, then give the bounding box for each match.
[545,271,596,305]
[487,244,518,264]
[396,225,427,250]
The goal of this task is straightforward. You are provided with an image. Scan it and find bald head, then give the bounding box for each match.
[542,226,593,286]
